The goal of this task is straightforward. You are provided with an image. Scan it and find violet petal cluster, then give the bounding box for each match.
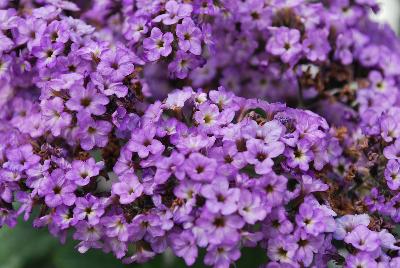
[2,0,400,267]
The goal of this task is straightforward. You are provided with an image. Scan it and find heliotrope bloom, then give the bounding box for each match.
[2,1,400,267]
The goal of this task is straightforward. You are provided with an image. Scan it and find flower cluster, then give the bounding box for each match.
[2,0,400,267]
[1,81,342,267]
[87,0,384,102]
[334,214,400,267]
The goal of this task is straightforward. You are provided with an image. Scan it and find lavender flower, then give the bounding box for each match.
[2,1,400,267]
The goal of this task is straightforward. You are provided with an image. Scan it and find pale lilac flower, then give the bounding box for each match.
[66,84,109,116]
[91,72,128,98]
[42,169,76,208]
[344,225,380,252]
[32,38,64,68]
[184,153,217,182]
[169,230,198,266]
[73,195,105,225]
[204,243,240,268]
[97,49,135,80]
[384,139,400,161]
[41,97,72,136]
[385,160,400,190]
[153,0,193,25]
[112,173,144,204]
[102,215,130,242]
[245,139,284,175]
[66,158,103,186]
[267,236,298,264]
[345,252,378,268]
[154,152,185,183]
[176,18,202,55]
[143,28,174,61]
[238,190,268,224]
[78,117,112,150]
[201,179,240,215]
[127,127,164,158]
[286,140,314,171]
[266,27,302,64]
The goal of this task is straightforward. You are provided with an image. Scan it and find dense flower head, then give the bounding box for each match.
[1,76,342,266]
[2,0,400,267]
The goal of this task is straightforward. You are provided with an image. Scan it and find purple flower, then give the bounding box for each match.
[293,230,323,266]
[169,230,198,266]
[245,139,284,175]
[127,127,164,158]
[384,139,400,161]
[153,0,193,25]
[204,243,240,268]
[45,20,70,43]
[285,140,314,171]
[91,72,128,98]
[267,236,298,264]
[194,103,221,131]
[184,153,217,182]
[16,191,34,221]
[168,51,199,79]
[334,31,354,65]
[364,188,385,213]
[345,252,378,268]
[164,88,193,110]
[302,29,331,62]
[124,16,148,43]
[196,211,244,245]
[262,208,293,238]
[16,18,46,50]
[130,214,165,241]
[295,202,327,236]
[243,120,285,144]
[154,152,185,184]
[176,18,202,55]
[78,116,112,150]
[97,49,134,80]
[209,142,246,176]
[113,147,134,176]
[0,33,14,53]
[143,28,174,61]
[336,211,370,239]
[41,169,76,208]
[54,205,77,229]
[380,115,400,143]
[344,225,380,252]
[385,160,400,190]
[41,97,72,136]
[359,45,380,67]
[102,215,130,242]
[201,179,240,215]
[3,144,39,172]
[238,189,268,224]
[76,40,108,61]
[112,173,144,204]
[73,221,103,253]
[256,174,287,207]
[66,84,109,116]
[73,195,105,225]
[0,208,17,228]
[66,158,103,186]
[32,38,64,68]
[379,229,400,250]
[266,27,302,64]
[174,180,201,202]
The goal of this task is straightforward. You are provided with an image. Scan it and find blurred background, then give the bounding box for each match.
[1,1,399,268]
[372,0,400,32]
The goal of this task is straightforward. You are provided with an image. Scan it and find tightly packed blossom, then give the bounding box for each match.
[2,0,400,267]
